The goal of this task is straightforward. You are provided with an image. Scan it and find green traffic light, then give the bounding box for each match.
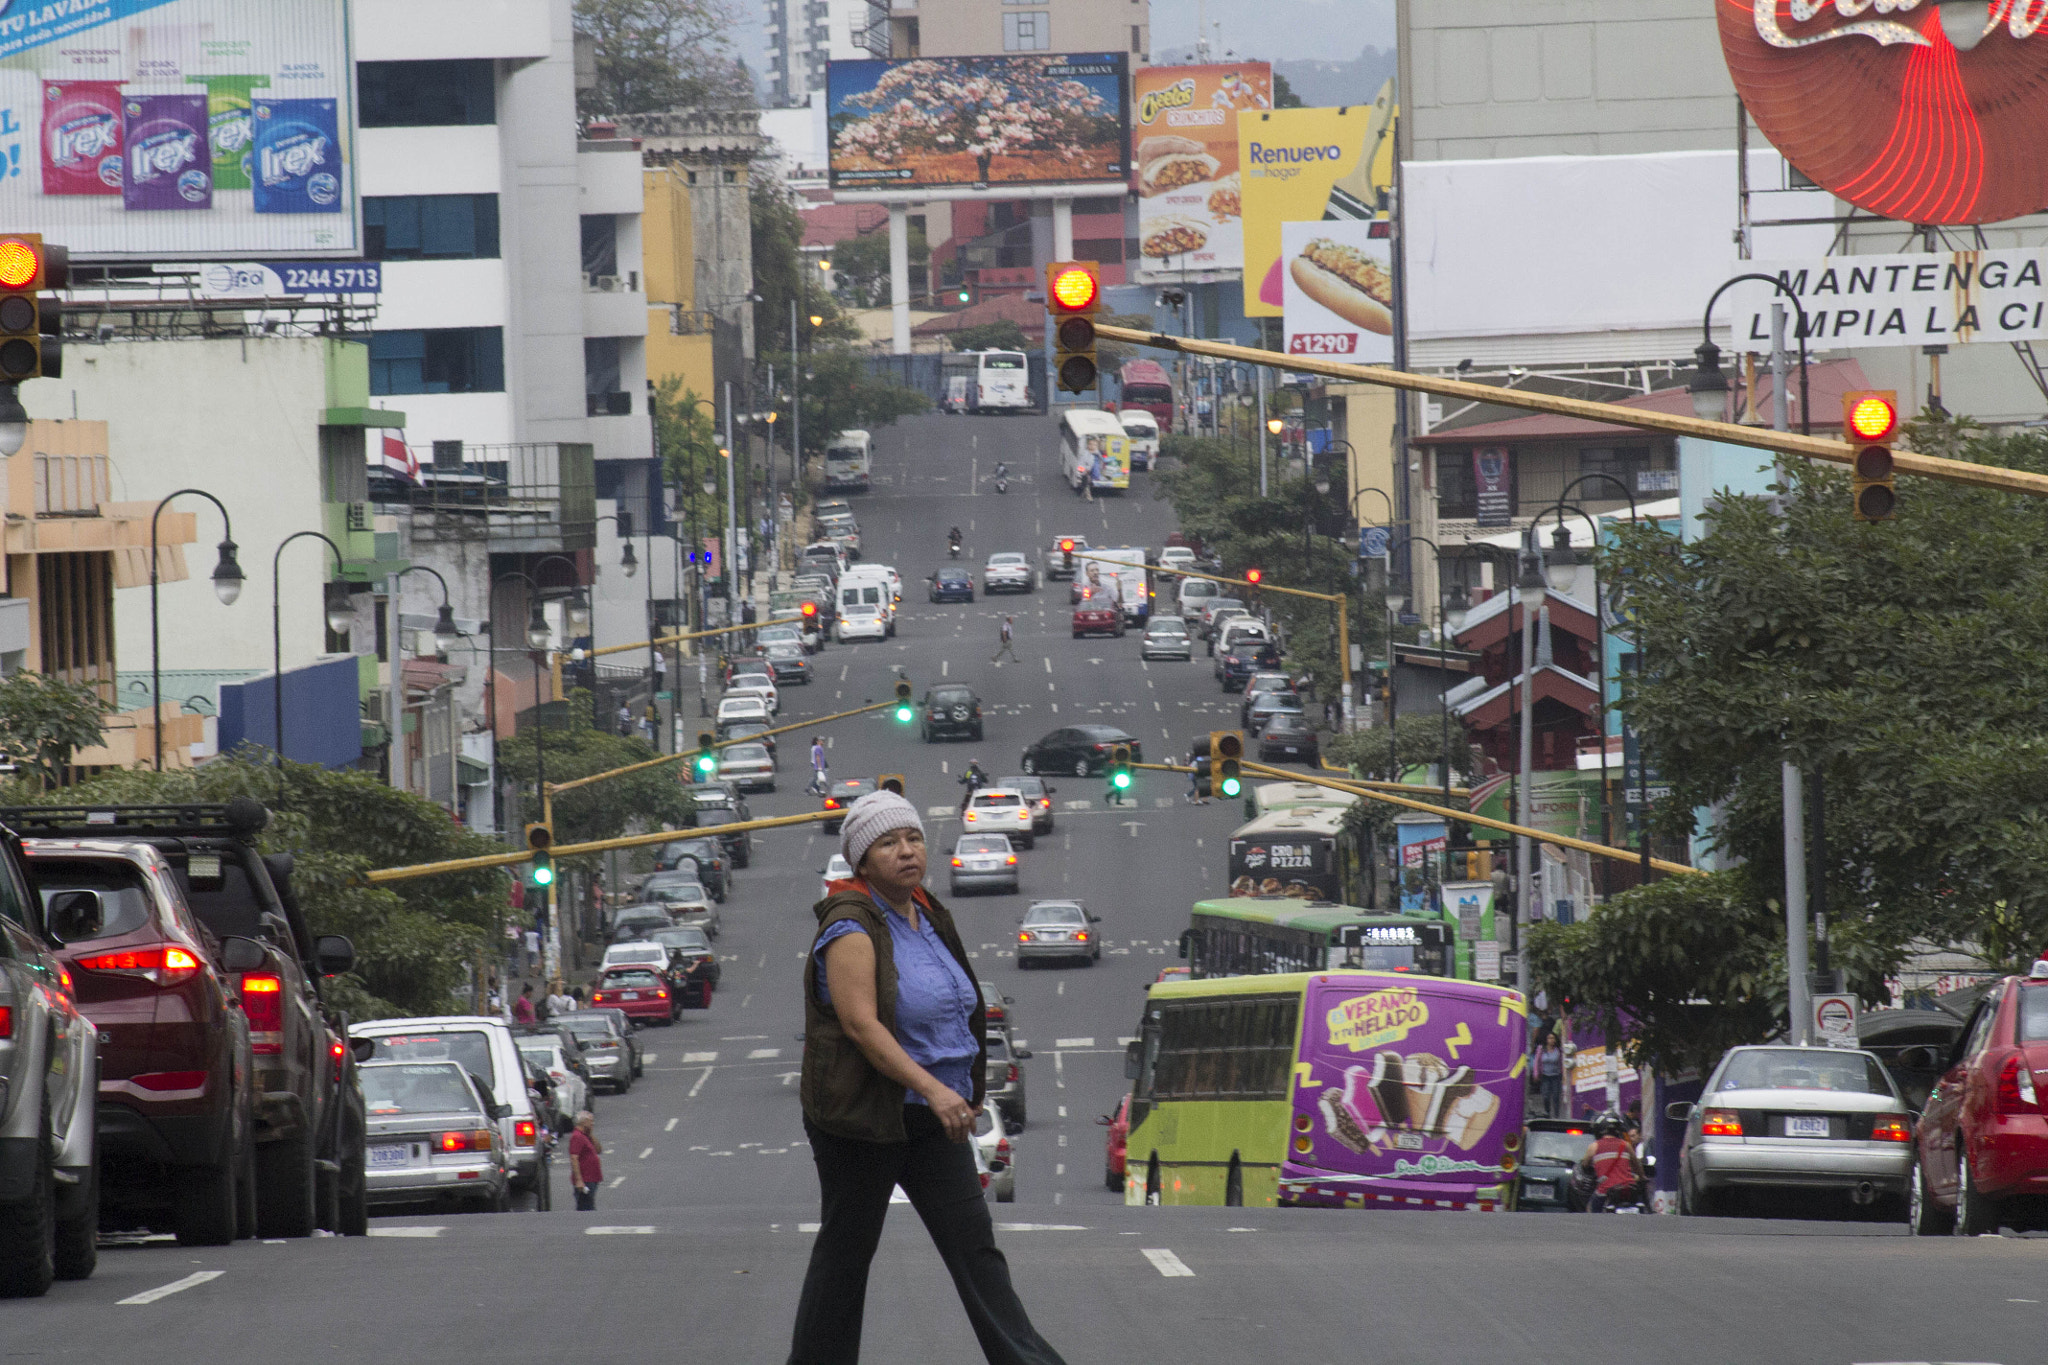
[894,704,913,723]
[531,860,554,887]
[1219,775,1242,798]
[1112,771,1132,790]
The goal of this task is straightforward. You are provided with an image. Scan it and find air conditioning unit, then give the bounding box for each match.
[592,274,620,292]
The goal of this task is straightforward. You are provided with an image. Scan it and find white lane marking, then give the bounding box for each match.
[665,1117,679,1132]
[1043,656,1052,673]
[1055,1037,1094,1049]
[1058,1134,1067,1147]
[367,1226,445,1238]
[684,1051,719,1063]
[780,1070,801,1086]
[641,1053,657,1064]
[722,1034,769,1041]
[741,994,752,1008]
[941,760,950,774]
[839,664,849,681]
[748,1047,782,1059]
[1058,1106,1068,1118]
[587,1226,657,1235]
[927,805,954,817]
[799,1221,821,1232]
[942,659,949,676]
[1226,1227,1260,1233]
[119,1270,225,1305]
[689,1066,715,1098]
[609,1175,626,1188]
[1057,981,1065,996]
[759,1147,790,1154]
[1056,1163,1065,1175]
[638,1146,654,1159]
[1143,1248,1196,1278]
[996,1222,1089,1231]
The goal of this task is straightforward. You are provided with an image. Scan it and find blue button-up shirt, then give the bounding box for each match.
[815,894,980,1107]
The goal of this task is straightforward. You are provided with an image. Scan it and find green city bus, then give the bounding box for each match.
[1122,970,1528,1208]
[1183,897,1459,980]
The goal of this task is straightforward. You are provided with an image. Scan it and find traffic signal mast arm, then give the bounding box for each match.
[548,616,807,696]
[1092,324,2048,502]
[542,696,902,797]
[366,808,844,886]
[1129,759,1700,877]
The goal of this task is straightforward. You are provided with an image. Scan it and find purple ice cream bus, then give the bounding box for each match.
[1123,970,1527,1210]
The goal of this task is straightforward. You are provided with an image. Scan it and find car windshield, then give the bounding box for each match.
[725,744,770,763]
[831,781,875,799]
[33,859,157,941]
[971,793,1021,808]
[361,1063,482,1117]
[958,836,1010,854]
[363,1030,496,1085]
[1526,1128,1595,1164]
[516,1043,562,1067]
[1208,598,1243,613]
[649,928,711,950]
[1715,1049,1892,1093]
[985,1035,1010,1061]
[1001,777,1043,796]
[1148,622,1186,636]
[932,687,974,703]
[605,970,663,988]
[649,885,708,904]
[988,554,1026,567]
[1025,903,1086,925]
[1267,715,1311,733]
[558,1017,619,1042]
[767,644,804,658]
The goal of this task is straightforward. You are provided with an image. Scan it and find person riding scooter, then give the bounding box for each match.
[957,759,990,813]
[948,526,963,558]
[1577,1111,1645,1212]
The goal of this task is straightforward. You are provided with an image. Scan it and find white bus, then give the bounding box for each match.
[823,430,872,491]
[1059,408,1132,494]
[940,350,1031,414]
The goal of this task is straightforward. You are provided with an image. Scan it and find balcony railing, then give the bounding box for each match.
[371,442,596,552]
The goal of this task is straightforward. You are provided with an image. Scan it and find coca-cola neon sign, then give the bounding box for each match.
[1722,0,2048,224]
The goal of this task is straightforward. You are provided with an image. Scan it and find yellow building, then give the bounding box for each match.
[643,160,719,407]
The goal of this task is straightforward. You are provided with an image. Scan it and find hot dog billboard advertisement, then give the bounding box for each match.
[1130,63,1270,282]
[1238,90,1394,319]
[1281,220,1393,363]
[0,0,356,261]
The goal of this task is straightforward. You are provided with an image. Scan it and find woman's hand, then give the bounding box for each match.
[922,1084,978,1143]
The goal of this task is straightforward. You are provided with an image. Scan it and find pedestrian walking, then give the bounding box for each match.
[990,615,1021,664]
[642,703,659,744]
[1536,1032,1565,1118]
[569,1111,602,1211]
[809,735,830,796]
[789,792,1067,1365]
[617,701,633,735]
[523,928,541,975]
[741,598,758,626]
[547,983,575,1018]
[512,983,536,1025]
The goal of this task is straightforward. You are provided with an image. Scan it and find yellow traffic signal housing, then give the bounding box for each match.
[524,822,554,888]
[0,234,66,382]
[694,730,719,778]
[1843,389,1898,522]
[1210,730,1243,798]
[1108,744,1133,791]
[878,774,906,795]
[1046,261,1101,395]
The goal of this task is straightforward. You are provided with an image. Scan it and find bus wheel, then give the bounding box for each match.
[1145,1156,1162,1206]
[1224,1157,1243,1208]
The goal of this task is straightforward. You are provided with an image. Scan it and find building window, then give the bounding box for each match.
[1002,11,1049,49]
[585,337,628,416]
[581,215,618,281]
[369,328,505,395]
[1132,24,1142,51]
[365,195,500,261]
[1436,450,1478,519]
[358,60,496,127]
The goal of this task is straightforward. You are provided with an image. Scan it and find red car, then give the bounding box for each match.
[1098,1092,1131,1193]
[590,967,673,1026]
[1071,588,1125,639]
[1909,970,2048,1234]
[27,839,258,1246]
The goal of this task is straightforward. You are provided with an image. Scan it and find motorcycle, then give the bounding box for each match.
[994,463,1010,494]
[948,540,962,559]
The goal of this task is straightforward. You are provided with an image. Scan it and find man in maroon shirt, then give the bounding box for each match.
[570,1110,603,1210]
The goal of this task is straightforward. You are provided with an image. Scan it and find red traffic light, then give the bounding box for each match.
[0,240,37,290]
[1050,266,1098,312]
[1846,393,1898,442]
[1244,568,1263,585]
[1059,538,1075,553]
[800,601,817,617]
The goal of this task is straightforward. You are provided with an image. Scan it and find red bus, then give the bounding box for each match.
[1116,359,1175,428]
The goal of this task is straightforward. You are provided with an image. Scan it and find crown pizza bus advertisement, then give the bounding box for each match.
[1130,63,1270,282]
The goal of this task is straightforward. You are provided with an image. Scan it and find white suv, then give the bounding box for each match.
[963,788,1035,849]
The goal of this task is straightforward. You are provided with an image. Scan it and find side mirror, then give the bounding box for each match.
[220,935,269,974]
[1011,1047,1032,1060]
[350,1036,378,1063]
[1896,1045,1942,1071]
[1002,1118,1023,1138]
[1088,913,1102,923]
[315,934,356,978]
[1094,1114,1113,1126]
[490,1101,512,1120]
[1124,1039,1143,1081]
[44,889,103,944]
[1664,1101,1695,1123]
[1003,995,1014,1005]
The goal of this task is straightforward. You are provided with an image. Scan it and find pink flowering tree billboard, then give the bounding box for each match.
[828,54,1129,190]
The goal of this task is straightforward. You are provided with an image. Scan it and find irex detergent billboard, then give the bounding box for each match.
[0,0,356,261]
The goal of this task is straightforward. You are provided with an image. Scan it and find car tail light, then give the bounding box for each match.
[965,812,978,822]
[824,798,840,809]
[1996,1054,2039,1113]
[440,1128,496,1153]
[240,973,285,1054]
[1006,1064,1020,1084]
[1075,930,1088,941]
[592,991,611,1004]
[77,945,203,986]
[655,989,669,1000]
[331,1039,347,1083]
[994,1136,1011,1168]
[1039,798,1051,809]
[1006,856,1017,866]
[979,1170,990,1190]
[1018,931,1034,942]
[0,1005,9,1037]
[514,1119,538,1147]
[1870,1113,1914,1142]
[131,1070,209,1093]
[1700,1108,1742,1137]
[952,858,964,867]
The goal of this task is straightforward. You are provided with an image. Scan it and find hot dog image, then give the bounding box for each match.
[1288,236,1393,335]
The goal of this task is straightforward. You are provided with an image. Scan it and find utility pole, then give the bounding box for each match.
[1770,302,1812,1044]
[723,379,738,632]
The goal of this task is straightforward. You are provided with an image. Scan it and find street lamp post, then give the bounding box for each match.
[1688,272,1812,436]
[270,531,356,772]
[149,489,243,771]
[1390,534,1461,882]
[1513,542,1549,993]
[493,567,571,986]
[385,564,462,800]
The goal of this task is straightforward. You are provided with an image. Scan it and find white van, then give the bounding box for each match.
[823,430,873,491]
[1178,575,1220,617]
[1118,409,1160,471]
[838,567,897,636]
[349,1016,552,1199]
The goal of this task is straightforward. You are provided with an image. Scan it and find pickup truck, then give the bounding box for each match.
[0,803,368,1239]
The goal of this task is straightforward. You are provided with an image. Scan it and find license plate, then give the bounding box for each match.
[370,1144,410,1169]
[1785,1116,1830,1138]
[621,991,639,1000]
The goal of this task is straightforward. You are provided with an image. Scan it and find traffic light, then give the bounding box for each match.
[0,234,65,382]
[694,731,719,778]
[1046,261,1101,394]
[879,774,906,795]
[892,679,914,723]
[1210,730,1243,799]
[1109,744,1133,791]
[525,822,554,889]
[1243,568,1262,586]
[1843,389,1898,522]
[1059,538,1076,574]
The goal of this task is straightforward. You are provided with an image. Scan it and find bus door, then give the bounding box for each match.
[1292,977,1526,1190]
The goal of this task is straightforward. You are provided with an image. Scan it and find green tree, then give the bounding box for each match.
[0,671,110,788]
[830,229,928,307]
[494,691,694,848]
[1603,419,2048,965]
[945,320,1030,353]
[575,0,749,117]
[1273,72,1305,109]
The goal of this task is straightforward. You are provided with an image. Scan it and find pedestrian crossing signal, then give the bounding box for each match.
[892,679,914,723]
[1210,730,1243,798]
[694,731,719,777]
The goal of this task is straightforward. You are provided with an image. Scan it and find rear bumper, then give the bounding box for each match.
[952,872,1018,893]
[97,1101,231,1169]
[1018,941,1093,961]
[1690,1138,1913,1190]
[366,1160,505,1204]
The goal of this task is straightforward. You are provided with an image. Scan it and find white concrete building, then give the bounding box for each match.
[765,0,878,107]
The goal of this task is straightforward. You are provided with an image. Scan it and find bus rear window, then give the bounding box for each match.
[983,354,1024,369]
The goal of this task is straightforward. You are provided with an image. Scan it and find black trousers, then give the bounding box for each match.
[788,1106,1066,1365]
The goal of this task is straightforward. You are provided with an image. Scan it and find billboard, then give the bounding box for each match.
[1731,249,2048,348]
[1130,63,1269,282]
[1239,88,1394,317]
[826,54,1129,194]
[1720,1,2048,226]
[1280,219,1392,363]
[0,0,357,261]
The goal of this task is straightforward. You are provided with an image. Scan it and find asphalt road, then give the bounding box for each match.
[18,411,2042,1364]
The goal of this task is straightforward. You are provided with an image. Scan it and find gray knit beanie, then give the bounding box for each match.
[840,790,924,873]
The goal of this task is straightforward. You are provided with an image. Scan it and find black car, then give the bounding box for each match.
[653,835,730,900]
[928,567,975,602]
[922,684,985,741]
[1517,1118,1597,1212]
[1257,713,1321,765]
[1019,726,1142,777]
[822,777,878,834]
[998,774,1057,833]
[687,805,753,869]
[1216,637,1282,691]
[762,641,812,684]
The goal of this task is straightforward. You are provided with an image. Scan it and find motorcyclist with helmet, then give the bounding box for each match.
[1577,1110,1645,1212]
[948,526,963,558]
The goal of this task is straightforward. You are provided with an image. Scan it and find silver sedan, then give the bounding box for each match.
[1141,616,1193,660]
[1015,899,1101,967]
[1671,1045,1916,1217]
[949,834,1019,896]
[359,1061,512,1213]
